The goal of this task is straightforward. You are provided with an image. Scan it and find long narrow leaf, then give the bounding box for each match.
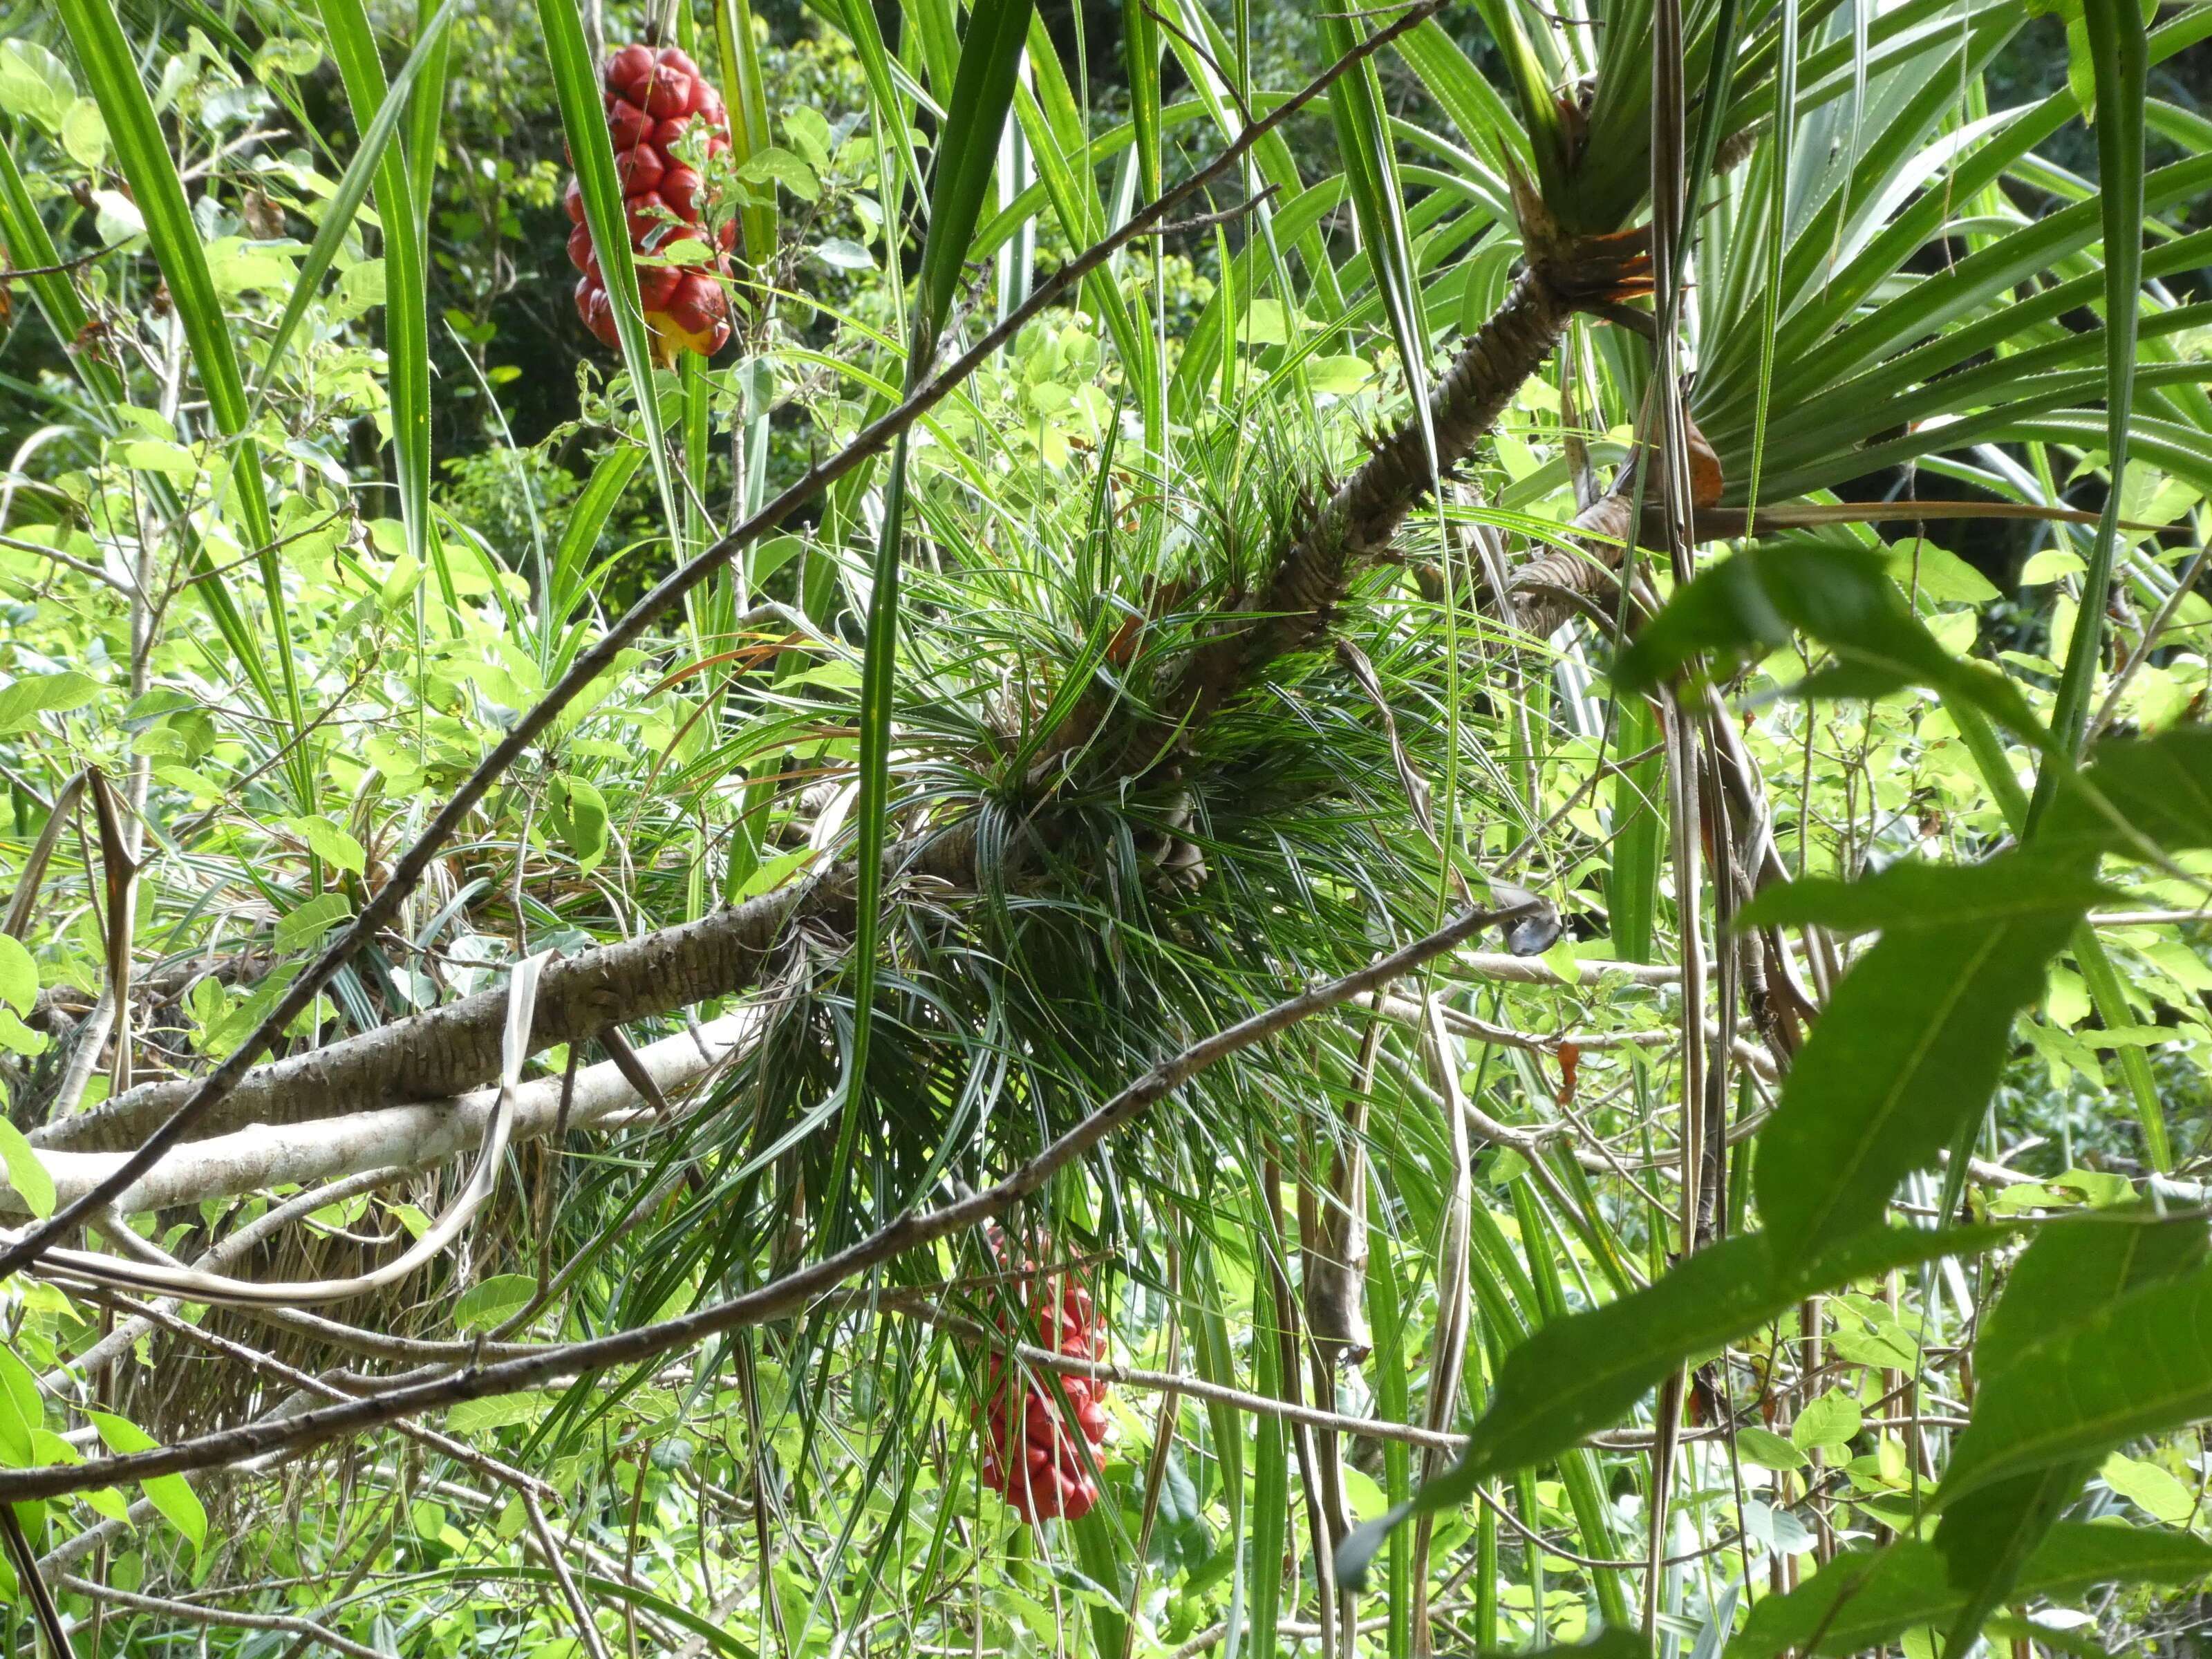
[55,0,308,791]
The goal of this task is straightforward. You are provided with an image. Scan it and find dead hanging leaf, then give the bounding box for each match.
[1105,577,1192,667]
[240,189,285,241]
[71,317,113,363]
[1687,414,1724,509]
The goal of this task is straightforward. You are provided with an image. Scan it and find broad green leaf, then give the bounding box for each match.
[0,41,76,131]
[0,935,36,1015]
[285,815,366,877]
[0,671,97,732]
[447,1393,559,1435]
[0,1011,46,1057]
[1736,861,2119,936]
[812,236,874,272]
[1893,542,2000,606]
[1937,1261,2212,1507]
[1925,1198,2197,1622]
[1734,1425,1806,1470]
[57,95,106,166]
[1792,1389,1862,1453]
[1334,1227,2006,1586]
[1306,355,1374,395]
[275,892,354,953]
[2041,728,2212,863]
[547,776,608,870]
[1730,1526,2212,1659]
[2100,1452,2197,1526]
[736,147,819,200]
[453,1273,538,1332]
[1933,1465,2097,1658]
[1749,861,2094,1270]
[1975,1208,2207,1389]
[1614,540,2045,749]
[88,1410,207,1549]
[0,1119,56,1220]
[0,1345,40,1464]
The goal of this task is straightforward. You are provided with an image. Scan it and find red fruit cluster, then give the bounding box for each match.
[977,1256,1109,1524]
[564,44,735,365]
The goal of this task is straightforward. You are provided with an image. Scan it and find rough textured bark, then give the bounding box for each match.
[35,877,836,1153]
[1498,486,1642,639]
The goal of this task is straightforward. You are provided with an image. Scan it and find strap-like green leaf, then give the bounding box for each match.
[304,0,451,601]
[56,0,308,788]
[840,0,1035,1203]
[2036,0,2149,800]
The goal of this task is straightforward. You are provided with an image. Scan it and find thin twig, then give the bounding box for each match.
[1134,185,1281,238]
[56,1574,388,1659]
[885,1295,1461,1450]
[528,1490,613,1659]
[90,1288,555,1499]
[0,528,132,593]
[0,239,133,283]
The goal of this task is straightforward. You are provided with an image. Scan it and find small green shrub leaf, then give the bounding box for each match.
[0,1119,56,1219]
[0,671,97,732]
[88,1410,208,1549]
[0,935,37,1015]
[453,1273,538,1331]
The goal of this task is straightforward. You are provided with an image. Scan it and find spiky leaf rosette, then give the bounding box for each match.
[564,44,736,365]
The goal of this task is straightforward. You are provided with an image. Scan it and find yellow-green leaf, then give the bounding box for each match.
[0,1118,56,1219]
[88,1410,207,1549]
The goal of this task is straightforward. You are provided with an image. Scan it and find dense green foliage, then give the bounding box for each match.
[1,0,2211,1656]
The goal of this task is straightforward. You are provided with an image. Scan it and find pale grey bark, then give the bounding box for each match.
[7,1009,758,1217]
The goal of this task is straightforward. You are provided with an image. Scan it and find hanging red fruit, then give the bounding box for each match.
[975,1235,1109,1524]
[565,44,736,366]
